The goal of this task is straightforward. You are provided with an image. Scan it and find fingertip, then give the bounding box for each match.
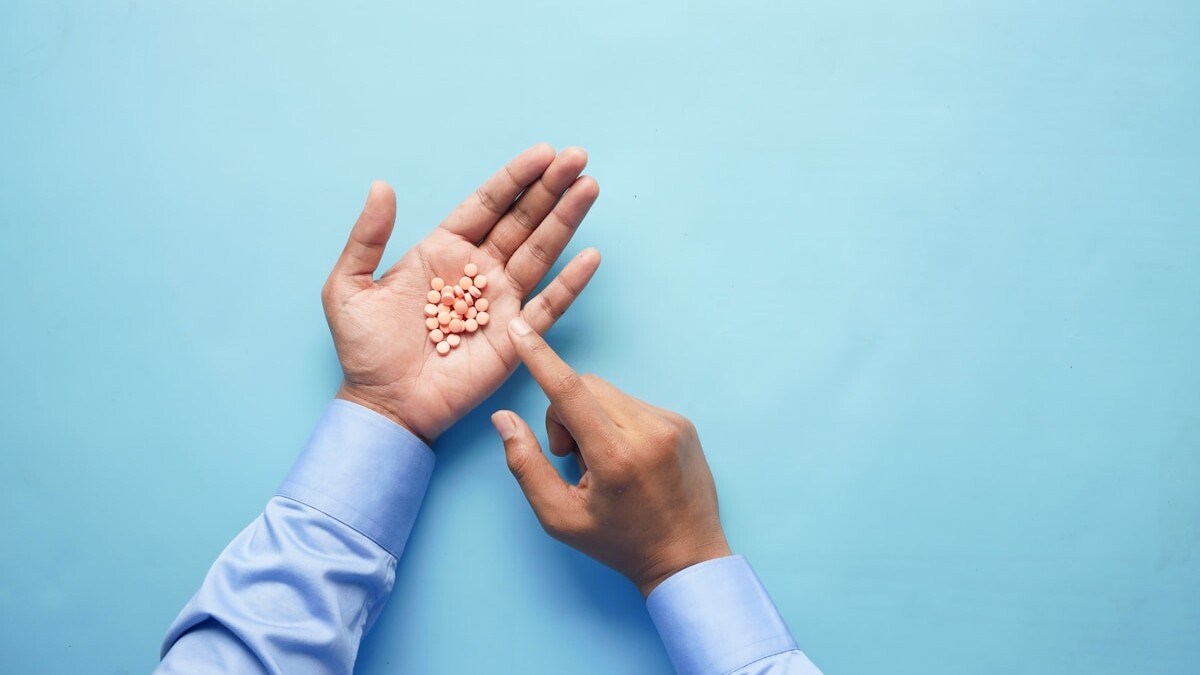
[578,246,601,268]
[528,142,556,162]
[573,175,600,200]
[559,146,589,169]
[508,316,534,338]
[491,410,518,441]
[367,179,394,199]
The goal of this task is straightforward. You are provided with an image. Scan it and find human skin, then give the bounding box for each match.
[492,317,733,597]
[322,144,601,443]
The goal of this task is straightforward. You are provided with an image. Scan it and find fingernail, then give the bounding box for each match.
[509,317,532,337]
[491,411,517,440]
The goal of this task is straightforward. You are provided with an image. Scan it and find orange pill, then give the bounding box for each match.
[473,274,488,289]
[464,318,478,332]
[431,277,445,291]
[425,317,439,330]
[429,328,445,343]
[454,285,465,298]
[427,290,441,303]
[449,318,465,334]
[438,311,451,325]
[468,285,482,298]
[453,299,468,314]
[464,263,479,277]
[441,294,455,306]
[464,293,474,306]
[447,334,461,347]
[475,311,489,326]
[459,276,474,290]
[436,341,450,355]
[424,304,438,316]
[466,307,478,319]
[475,297,489,312]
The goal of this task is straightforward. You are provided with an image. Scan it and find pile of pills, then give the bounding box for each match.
[423,263,490,356]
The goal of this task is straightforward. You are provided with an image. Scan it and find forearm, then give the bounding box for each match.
[156,400,434,675]
[647,555,822,675]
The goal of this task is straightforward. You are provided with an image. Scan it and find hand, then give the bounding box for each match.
[490,318,732,597]
[323,144,601,443]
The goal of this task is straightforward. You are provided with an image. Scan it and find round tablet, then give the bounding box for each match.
[459,276,474,290]
[475,311,489,326]
[435,341,450,355]
[466,307,478,319]
[425,317,439,330]
[429,329,445,343]
[426,290,441,304]
[474,298,489,312]
[447,334,461,347]
[454,299,468,314]
[473,274,488,289]
[424,304,438,317]
[430,278,445,291]
[464,318,478,332]
[449,319,465,334]
[468,286,482,298]
[464,263,479,277]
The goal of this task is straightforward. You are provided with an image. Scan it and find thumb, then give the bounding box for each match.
[329,181,397,285]
[492,410,577,533]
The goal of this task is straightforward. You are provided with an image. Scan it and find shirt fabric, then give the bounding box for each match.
[156,399,822,674]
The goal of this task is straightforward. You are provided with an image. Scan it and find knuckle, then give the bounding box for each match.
[552,371,584,398]
[647,417,684,446]
[475,187,504,215]
[536,294,562,320]
[506,449,532,479]
[525,239,556,267]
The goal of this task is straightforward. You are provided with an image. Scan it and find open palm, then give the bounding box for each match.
[322,145,600,443]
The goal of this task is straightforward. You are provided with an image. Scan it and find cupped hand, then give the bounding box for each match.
[322,144,601,443]
[491,318,732,597]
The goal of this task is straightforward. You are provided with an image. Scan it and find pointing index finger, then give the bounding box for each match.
[507,317,610,443]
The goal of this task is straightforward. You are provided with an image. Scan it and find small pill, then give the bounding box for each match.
[447,334,461,347]
[438,311,451,325]
[475,311,489,326]
[464,294,474,307]
[468,285,482,298]
[424,304,438,317]
[464,263,479,277]
[466,307,478,319]
[441,294,455,307]
[473,274,488,289]
[454,299,468,314]
[427,290,441,303]
[454,285,465,298]
[425,317,439,330]
[449,318,465,334]
[475,297,489,312]
[459,276,474,290]
[436,341,450,355]
[429,329,445,343]
[464,318,478,332]
[430,278,445,291]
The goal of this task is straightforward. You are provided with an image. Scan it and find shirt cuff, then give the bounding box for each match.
[276,399,435,558]
[646,555,798,675]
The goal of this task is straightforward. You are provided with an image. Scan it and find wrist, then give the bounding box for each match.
[336,382,436,446]
[635,533,732,597]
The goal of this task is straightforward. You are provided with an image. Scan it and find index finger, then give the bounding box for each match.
[506,317,611,443]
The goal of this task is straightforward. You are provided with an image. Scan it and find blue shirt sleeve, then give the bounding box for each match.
[646,555,823,675]
[155,400,435,675]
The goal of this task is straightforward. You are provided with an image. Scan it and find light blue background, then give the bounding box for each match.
[1,1,1197,673]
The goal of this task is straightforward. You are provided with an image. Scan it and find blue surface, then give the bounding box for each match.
[2,1,1198,673]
